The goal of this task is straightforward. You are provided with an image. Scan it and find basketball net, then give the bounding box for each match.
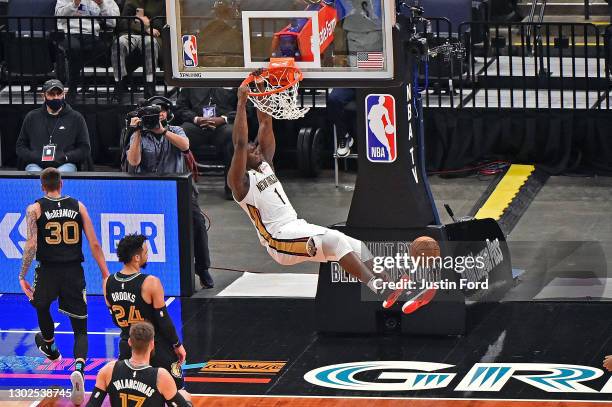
[241,58,310,120]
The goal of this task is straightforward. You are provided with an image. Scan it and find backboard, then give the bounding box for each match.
[164,0,398,87]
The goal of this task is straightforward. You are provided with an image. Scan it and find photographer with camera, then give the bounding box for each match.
[126,98,214,289]
[126,104,189,172]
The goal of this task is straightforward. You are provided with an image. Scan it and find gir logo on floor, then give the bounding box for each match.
[366,94,397,163]
[182,35,198,67]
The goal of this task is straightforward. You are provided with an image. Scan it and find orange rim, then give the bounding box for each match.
[241,67,303,97]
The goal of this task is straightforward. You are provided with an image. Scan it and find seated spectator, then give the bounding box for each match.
[111,0,165,101]
[55,0,120,102]
[174,87,237,199]
[7,0,56,32]
[16,79,91,173]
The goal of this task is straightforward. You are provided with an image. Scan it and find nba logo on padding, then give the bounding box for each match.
[182,35,198,67]
[365,94,397,163]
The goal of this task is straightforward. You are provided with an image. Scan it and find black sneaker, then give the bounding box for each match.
[199,272,214,289]
[35,333,61,361]
[337,135,354,158]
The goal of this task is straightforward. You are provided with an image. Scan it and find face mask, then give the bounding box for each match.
[45,98,65,112]
[161,119,168,128]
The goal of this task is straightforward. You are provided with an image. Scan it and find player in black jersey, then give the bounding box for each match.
[87,322,192,407]
[18,168,109,406]
[104,234,187,389]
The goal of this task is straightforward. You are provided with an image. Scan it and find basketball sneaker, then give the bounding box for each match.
[70,370,85,405]
[382,273,412,309]
[401,287,438,314]
[35,333,61,361]
[337,135,354,157]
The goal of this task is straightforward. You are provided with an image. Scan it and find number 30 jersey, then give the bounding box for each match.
[105,272,155,340]
[35,196,84,264]
[236,162,298,247]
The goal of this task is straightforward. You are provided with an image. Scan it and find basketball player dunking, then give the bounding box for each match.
[87,322,192,407]
[228,86,420,310]
[103,234,187,390]
[18,168,110,405]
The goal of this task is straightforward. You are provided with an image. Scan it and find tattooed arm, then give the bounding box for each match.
[19,203,40,300]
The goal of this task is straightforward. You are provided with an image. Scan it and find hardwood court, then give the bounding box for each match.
[189,396,612,406]
[19,396,612,406]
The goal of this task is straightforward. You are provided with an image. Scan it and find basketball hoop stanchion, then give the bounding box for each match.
[241,58,310,120]
[315,1,514,335]
[159,0,513,334]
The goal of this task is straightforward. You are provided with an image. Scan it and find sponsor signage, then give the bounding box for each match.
[0,178,181,295]
[305,361,612,393]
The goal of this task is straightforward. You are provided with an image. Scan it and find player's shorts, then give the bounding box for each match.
[266,219,369,266]
[119,336,184,389]
[31,262,87,319]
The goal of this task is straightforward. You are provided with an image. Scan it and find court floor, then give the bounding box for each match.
[2,173,612,405]
[1,294,611,405]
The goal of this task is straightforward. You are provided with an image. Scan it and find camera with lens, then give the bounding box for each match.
[127,105,162,132]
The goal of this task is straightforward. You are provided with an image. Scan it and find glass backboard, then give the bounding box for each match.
[165,0,397,86]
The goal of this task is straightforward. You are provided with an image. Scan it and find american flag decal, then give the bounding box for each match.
[357,51,384,69]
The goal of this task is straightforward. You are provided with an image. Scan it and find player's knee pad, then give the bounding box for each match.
[70,317,88,336]
[319,230,355,261]
[318,230,372,262]
[33,301,52,313]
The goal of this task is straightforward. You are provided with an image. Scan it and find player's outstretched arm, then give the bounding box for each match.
[79,202,110,280]
[18,203,40,300]
[256,108,275,165]
[227,86,250,201]
[146,276,187,364]
[85,361,114,407]
[158,368,193,406]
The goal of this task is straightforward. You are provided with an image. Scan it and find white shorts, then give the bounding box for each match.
[264,219,369,266]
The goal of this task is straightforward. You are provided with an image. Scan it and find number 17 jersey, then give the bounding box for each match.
[236,161,298,247]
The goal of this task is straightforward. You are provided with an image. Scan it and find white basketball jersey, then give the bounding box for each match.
[237,162,298,246]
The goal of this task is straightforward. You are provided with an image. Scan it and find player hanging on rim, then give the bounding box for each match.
[228,85,426,311]
[18,167,110,405]
[86,322,192,407]
[103,234,187,390]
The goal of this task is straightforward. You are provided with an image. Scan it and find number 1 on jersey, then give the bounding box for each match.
[274,188,286,205]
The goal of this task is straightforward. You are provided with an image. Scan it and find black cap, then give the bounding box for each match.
[43,79,64,93]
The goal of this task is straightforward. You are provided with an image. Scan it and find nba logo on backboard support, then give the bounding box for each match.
[182,35,198,67]
[366,94,397,163]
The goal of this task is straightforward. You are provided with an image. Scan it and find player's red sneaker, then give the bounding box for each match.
[401,287,438,314]
[382,273,412,309]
